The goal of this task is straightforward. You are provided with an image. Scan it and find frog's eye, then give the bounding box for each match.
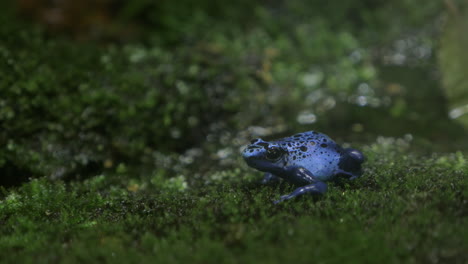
[266,147,282,161]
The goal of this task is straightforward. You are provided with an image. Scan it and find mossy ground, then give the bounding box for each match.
[1,141,467,263]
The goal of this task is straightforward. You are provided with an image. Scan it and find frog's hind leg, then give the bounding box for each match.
[273,181,327,204]
[262,173,280,184]
[345,148,365,164]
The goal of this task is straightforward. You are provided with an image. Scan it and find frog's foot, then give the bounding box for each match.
[262,173,280,184]
[273,182,328,204]
[335,169,361,180]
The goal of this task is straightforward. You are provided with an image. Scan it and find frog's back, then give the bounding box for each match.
[275,131,343,181]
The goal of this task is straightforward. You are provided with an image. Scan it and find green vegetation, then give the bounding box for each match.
[1,142,467,263]
[439,1,468,127]
[1,0,467,263]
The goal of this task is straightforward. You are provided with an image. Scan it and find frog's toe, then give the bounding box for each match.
[273,195,291,204]
[336,169,361,180]
[273,182,328,204]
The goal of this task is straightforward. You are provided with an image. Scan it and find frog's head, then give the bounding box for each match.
[242,138,287,172]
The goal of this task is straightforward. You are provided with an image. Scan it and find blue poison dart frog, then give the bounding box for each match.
[242,131,365,204]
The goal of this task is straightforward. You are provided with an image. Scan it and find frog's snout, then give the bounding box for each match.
[243,138,271,162]
[242,145,261,159]
[243,140,270,162]
[250,138,260,144]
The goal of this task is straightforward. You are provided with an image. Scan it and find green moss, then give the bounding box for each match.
[0,141,467,263]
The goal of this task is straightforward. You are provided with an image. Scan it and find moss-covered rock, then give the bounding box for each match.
[0,2,380,182]
[0,138,467,263]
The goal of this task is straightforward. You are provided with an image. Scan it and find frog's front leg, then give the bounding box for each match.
[262,173,280,184]
[274,166,327,204]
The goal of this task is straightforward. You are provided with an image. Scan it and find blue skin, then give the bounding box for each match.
[242,131,365,204]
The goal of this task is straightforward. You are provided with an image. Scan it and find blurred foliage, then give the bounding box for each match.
[0,23,264,180]
[0,0,467,185]
[439,0,468,128]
